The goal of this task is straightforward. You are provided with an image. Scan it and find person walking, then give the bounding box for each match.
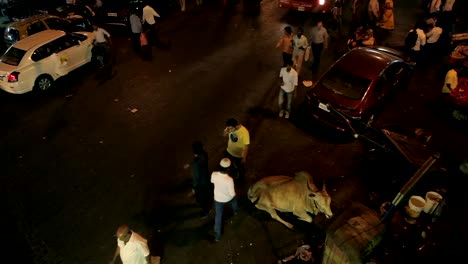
[424,23,443,56]
[223,118,250,180]
[407,23,426,61]
[91,24,111,68]
[292,27,308,76]
[310,21,328,73]
[278,60,298,119]
[179,0,186,12]
[377,0,395,31]
[442,65,458,100]
[109,224,151,264]
[130,10,142,52]
[368,0,380,25]
[211,158,239,242]
[191,141,212,218]
[275,26,294,67]
[142,1,161,46]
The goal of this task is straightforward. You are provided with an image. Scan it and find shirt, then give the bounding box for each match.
[412,28,426,51]
[130,14,142,33]
[211,171,236,202]
[279,67,298,93]
[426,27,443,43]
[93,28,110,43]
[292,35,308,53]
[429,0,441,13]
[117,232,150,264]
[442,69,458,93]
[227,125,250,158]
[142,5,160,25]
[310,26,328,46]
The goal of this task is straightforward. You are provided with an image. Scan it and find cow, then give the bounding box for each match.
[247,171,333,229]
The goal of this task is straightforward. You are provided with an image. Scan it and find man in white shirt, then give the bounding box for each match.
[211,158,239,242]
[425,23,443,55]
[278,60,298,119]
[142,1,161,45]
[310,21,328,73]
[92,24,111,67]
[292,27,309,76]
[110,224,150,264]
[130,10,142,51]
[368,0,380,24]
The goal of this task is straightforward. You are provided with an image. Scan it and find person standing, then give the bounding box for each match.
[179,0,186,12]
[275,26,294,67]
[91,24,111,68]
[377,0,395,31]
[223,118,250,180]
[442,65,458,99]
[428,0,441,14]
[142,1,161,46]
[191,141,212,218]
[368,0,380,25]
[109,224,151,264]
[292,27,308,76]
[278,60,298,119]
[425,23,443,56]
[331,0,344,32]
[211,158,239,242]
[408,23,427,60]
[130,10,143,52]
[310,21,328,73]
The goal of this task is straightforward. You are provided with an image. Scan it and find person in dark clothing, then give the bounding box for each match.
[191,141,213,218]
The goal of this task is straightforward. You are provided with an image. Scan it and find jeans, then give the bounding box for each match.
[214,197,239,240]
[279,89,293,113]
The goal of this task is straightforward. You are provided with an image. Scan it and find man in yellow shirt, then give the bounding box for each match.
[442,66,458,94]
[224,118,250,180]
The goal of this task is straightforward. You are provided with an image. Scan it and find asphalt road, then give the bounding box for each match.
[1,1,467,263]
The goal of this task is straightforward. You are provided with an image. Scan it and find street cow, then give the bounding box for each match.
[248,171,333,229]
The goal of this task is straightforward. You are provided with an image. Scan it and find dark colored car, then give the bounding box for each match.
[303,47,414,134]
[99,0,143,29]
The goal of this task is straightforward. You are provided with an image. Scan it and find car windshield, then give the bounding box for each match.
[321,67,372,100]
[1,47,26,66]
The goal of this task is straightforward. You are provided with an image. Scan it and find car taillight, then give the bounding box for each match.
[319,0,325,5]
[8,72,19,82]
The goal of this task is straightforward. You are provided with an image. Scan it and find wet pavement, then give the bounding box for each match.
[1,0,467,263]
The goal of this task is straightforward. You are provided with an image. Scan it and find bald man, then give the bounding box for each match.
[109,225,151,264]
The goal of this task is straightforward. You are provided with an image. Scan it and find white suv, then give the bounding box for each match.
[0,29,94,94]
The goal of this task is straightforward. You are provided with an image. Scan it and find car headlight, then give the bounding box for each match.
[319,0,325,5]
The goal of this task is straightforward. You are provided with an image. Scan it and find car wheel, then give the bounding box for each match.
[34,75,54,92]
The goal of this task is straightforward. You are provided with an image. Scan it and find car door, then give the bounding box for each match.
[51,35,83,73]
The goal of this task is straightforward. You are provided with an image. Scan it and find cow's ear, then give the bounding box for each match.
[308,193,316,197]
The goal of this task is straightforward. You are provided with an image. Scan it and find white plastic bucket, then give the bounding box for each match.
[407,196,426,218]
[423,191,443,214]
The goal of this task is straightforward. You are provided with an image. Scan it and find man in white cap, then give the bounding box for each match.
[211,158,239,242]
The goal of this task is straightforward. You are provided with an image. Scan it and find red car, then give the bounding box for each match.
[303,47,414,134]
[278,0,332,13]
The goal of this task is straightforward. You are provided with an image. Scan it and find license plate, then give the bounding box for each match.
[298,6,305,11]
[318,102,330,112]
[107,12,118,17]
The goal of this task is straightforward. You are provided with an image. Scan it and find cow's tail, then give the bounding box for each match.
[247,182,265,204]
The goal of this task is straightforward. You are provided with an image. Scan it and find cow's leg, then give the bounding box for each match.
[256,203,294,229]
[293,211,313,223]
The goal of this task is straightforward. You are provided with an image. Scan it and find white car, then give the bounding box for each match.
[0,29,94,94]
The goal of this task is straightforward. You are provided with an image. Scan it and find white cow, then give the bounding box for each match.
[248,171,333,229]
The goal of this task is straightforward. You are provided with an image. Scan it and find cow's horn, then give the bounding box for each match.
[322,182,327,193]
